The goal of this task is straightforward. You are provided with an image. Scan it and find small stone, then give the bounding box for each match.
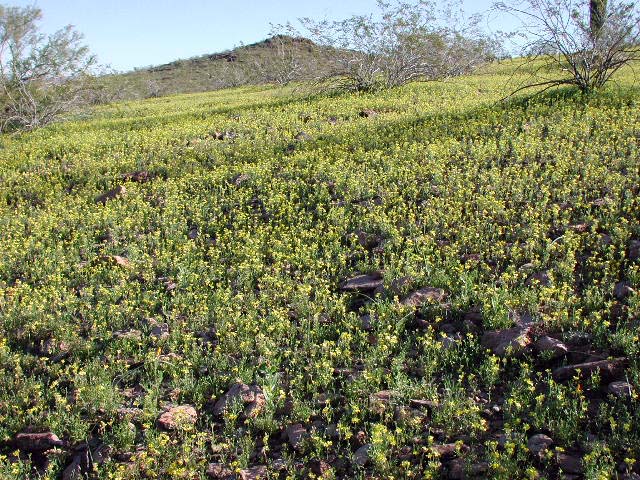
[233,173,250,186]
[481,325,532,356]
[294,131,312,141]
[239,465,268,480]
[629,240,640,262]
[370,390,394,414]
[109,255,131,267]
[309,459,331,477]
[360,314,374,331]
[608,381,633,398]
[535,336,568,358]
[528,434,553,456]
[157,405,197,431]
[121,170,151,183]
[430,443,468,458]
[614,281,634,300]
[401,287,446,307]
[553,358,628,382]
[286,424,307,450]
[354,444,372,466]
[359,109,378,118]
[14,432,64,452]
[95,185,126,204]
[557,453,584,474]
[207,463,233,478]
[149,320,170,340]
[113,329,142,341]
[526,271,551,287]
[213,383,265,418]
[340,272,384,292]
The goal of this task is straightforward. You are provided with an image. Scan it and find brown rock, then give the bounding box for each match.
[629,240,640,262]
[239,465,268,480]
[286,424,307,450]
[102,255,131,268]
[569,223,589,233]
[481,326,532,356]
[294,131,312,141]
[354,444,372,466]
[359,109,378,118]
[557,453,584,474]
[309,459,332,477]
[552,358,628,382]
[207,463,234,478]
[430,443,468,458]
[526,271,551,287]
[401,287,446,307]
[121,170,151,183]
[528,434,553,456]
[614,281,634,300]
[14,432,64,452]
[213,383,265,418]
[370,390,394,414]
[340,272,384,292]
[95,185,126,204]
[608,381,633,398]
[157,405,197,431]
[535,336,568,358]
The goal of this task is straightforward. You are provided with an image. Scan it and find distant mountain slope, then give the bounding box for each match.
[100,36,334,100]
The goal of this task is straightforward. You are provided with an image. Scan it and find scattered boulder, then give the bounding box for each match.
[213,383,265,418]
[526,271,551,287]
[608,381,633,399]
[448,459,489,479]
[359,109,378,118]
[370,390,394,414]
[233,173,250,186]
[354,444,372,466]
[101,255,131,268]
[148,319,170,340]
[239,465,268,480]
[95,185,126,204]
[527,434,553,456]
[614,281,634,300]
[553,358,628,382]
[481,325,533,356]
[121,170,151,183]
[309,459,332,477]
[113,329,142,341]
[535,336,568,359]
[188,226,199,240]
[294,131,312,141]
[286,424,307,450]
[13,432,64,453]
[629,240,640,262]
[157,405,197,431]
[569,223,589,233]
[430,443,469,458]
[360,314,374,332]
[557,453,584,474]
[401,287,446,307]
[340,272,384,292]
[207,463,234,478]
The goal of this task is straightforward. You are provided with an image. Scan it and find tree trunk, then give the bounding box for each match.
[590,0,608,40]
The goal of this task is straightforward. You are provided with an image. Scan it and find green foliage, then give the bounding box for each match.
[0,59,639,478]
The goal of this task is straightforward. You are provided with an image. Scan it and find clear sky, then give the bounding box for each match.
[5,0,507,72]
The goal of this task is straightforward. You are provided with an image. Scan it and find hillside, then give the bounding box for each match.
[101,36,334,100]
[1,62,639,479]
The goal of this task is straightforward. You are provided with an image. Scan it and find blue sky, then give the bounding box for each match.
[6,0,508,72]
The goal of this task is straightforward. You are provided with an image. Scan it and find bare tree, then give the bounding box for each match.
[0,4,96,132]
[288,0,498,92]
[496,0,640,96]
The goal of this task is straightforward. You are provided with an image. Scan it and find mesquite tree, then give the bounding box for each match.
[0,5,96,132]
[282,0,499,92]
[496,0,640,95]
